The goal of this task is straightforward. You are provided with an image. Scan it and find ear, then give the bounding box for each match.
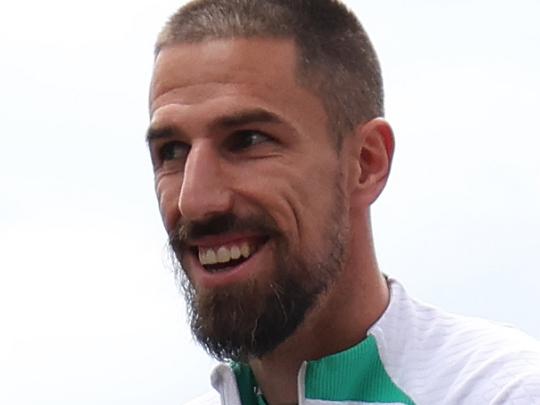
[347,118,395,206]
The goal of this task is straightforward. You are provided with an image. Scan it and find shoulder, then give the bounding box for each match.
[370,278,540,403]
[183,391,220,405]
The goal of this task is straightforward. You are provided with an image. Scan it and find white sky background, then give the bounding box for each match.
[0,0,538,403]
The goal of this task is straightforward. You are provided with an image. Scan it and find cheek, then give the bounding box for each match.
[291,161,343,248]
[244,182,335,232]
[256,166,336,252]
[155,174,182,232]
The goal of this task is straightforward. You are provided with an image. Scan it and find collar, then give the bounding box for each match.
[211,279,414,405]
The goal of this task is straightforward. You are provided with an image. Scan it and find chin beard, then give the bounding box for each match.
[175,238,344,362]
[169,184,347,362]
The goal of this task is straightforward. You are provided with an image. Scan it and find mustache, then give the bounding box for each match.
[169,212,281,252]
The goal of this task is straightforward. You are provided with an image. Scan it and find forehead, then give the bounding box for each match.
[148,38,328,138]
[150,38,301,111]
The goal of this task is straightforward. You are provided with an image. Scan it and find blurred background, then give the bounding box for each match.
[0,0,538,403]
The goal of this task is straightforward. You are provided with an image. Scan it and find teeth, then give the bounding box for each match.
[198,242,254,266]
[207,249,217,264]
[241,242,250,258]
[217,247,231,263]
[230,245,241,260]
[198,249,217,265]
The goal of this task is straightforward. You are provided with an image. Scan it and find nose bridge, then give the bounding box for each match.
[178,141,232,221]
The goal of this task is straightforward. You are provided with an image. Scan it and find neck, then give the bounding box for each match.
[249,214,389,405]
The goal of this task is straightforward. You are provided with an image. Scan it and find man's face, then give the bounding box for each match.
[148,38,351,361]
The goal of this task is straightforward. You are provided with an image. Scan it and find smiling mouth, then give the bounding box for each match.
[193,237,268,273]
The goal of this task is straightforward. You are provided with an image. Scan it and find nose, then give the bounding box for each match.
[178,142,233,222]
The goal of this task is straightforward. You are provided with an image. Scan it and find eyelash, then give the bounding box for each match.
[227,130,271,150]
[158,141,189,163]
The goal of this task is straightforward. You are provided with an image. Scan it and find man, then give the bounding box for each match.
[146,0,540,404]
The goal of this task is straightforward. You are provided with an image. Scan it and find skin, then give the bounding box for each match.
[148,38,395,405]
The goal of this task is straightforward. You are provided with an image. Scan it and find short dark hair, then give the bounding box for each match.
[156,0,384,145]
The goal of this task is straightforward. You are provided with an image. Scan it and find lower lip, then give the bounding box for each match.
[187,241,270,289]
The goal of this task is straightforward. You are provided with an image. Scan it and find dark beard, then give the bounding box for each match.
[169,185,347,362]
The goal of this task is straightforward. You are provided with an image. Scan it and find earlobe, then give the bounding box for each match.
[350,118,395,205]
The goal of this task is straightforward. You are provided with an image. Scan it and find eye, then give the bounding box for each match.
[226,130,271,151]
[158,141,190,163]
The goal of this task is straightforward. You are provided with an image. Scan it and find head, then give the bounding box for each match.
[148,0,393,362]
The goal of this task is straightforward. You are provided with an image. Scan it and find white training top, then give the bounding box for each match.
[186,279,540,405]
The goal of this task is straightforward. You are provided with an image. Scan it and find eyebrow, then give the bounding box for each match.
[210,108,284,130]
[145,126,176,144]
[146,108,285,144]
